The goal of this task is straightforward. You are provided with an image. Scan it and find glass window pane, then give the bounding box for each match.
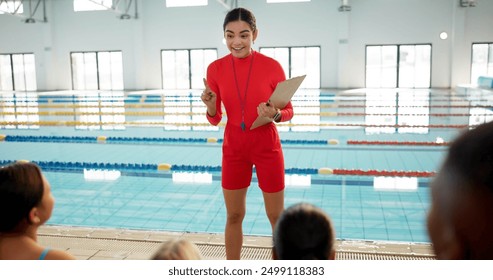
[110,51,124,90]
[23,54,37,91]
[71,53,85,90]
[161,50,191,90]
[83,52,98,90]
[399,45,431,88]
[12,54,26,91]
[399,45,415,88]
[414,45,431,88]
[175,51,189,89]
[471,44,488,84]
[162,50,177,89]
[366,46,382,88]
[190,49,217,89]
[292,47,319,88]
[98,52,111,90]
[0,55,13,90]
[381,46,397,88]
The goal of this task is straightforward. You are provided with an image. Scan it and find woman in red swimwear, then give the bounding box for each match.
[201,7,293,260]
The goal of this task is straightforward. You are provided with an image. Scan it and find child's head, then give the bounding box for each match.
[152,239,202,260]
[0,161,54,233]
[273,203,336,260]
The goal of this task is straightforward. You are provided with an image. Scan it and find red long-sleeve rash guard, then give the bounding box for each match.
[206,51,293,128]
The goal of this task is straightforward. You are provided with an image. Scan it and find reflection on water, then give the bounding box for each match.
[83,169,121,181]
[172,172,213,184]
[373,176,418,191]
[1,88,490,133]
[76,91,125,130]
[285,174,311,187]
[0,91,39,129]
[364,89,430,134]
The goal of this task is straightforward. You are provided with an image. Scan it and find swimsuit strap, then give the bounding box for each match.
[39,248,50,260]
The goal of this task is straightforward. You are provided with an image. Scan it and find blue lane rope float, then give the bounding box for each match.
[0,160,318,174]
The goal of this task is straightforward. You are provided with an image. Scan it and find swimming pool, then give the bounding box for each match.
[1,88,488,243]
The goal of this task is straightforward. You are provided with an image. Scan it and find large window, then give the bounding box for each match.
[0,0,23,13]
[471,43,493,84]
[161,49,217,89]
[71,51,124,90]
[0,53,37,91]
[260,46,320,88]
[366,44,431,88]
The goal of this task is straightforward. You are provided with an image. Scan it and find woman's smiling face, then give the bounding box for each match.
[224,20,257,58]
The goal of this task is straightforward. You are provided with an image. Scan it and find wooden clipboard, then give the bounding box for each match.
[250,75,306,130]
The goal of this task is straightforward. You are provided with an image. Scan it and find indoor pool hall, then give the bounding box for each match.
[1,0,492,262]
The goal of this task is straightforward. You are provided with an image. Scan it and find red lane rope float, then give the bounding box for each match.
[331,169,436,177]
[347,140,449,146]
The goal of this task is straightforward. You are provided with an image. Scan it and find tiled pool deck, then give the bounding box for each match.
[38,225,435,260]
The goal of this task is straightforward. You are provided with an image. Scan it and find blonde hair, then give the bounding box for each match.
[152,239,202,260]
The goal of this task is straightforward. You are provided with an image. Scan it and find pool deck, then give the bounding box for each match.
[38,225,435,260]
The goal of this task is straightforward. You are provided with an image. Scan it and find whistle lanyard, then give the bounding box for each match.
[231,52,255,131]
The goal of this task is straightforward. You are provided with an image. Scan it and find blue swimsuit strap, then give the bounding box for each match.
[39,248,50,260]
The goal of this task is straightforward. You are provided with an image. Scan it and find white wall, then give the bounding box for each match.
[0,0,492,90]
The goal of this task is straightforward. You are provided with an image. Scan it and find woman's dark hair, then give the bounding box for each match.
[273,203,335,260]
[223,7,257,32]
[0,162,44,233]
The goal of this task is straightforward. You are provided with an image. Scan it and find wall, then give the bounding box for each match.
[0,0,492,90]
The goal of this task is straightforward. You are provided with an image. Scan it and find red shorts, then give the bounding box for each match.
[221,122,285,193]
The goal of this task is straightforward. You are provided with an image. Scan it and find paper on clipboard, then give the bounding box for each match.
[250,75,306,130]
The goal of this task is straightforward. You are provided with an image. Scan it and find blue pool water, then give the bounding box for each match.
[1,88,491,243]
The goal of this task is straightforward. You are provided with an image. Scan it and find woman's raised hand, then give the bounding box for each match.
[202,78,217,116]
